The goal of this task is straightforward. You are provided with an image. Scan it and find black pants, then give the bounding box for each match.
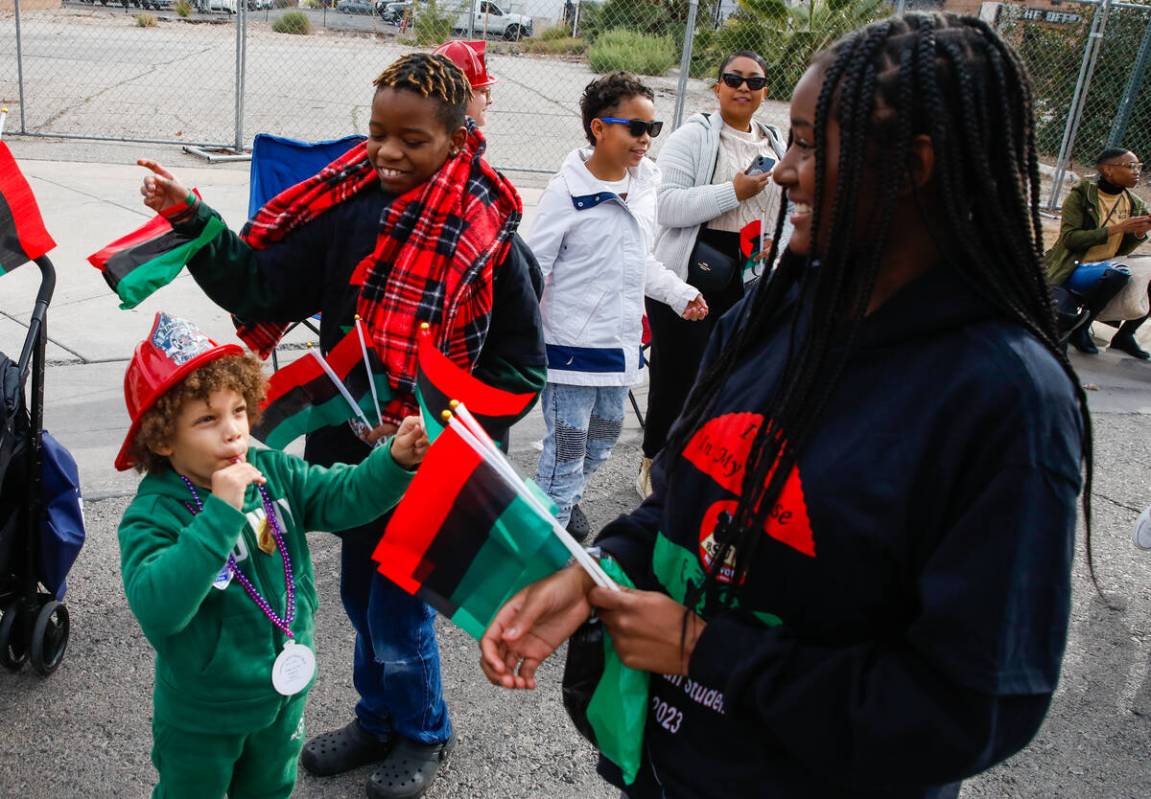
[642,229,745,459]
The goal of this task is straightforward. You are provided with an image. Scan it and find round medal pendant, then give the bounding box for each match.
[272,641,316,696]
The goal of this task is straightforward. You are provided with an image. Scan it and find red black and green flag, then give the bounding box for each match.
[372,423,569,640]
[251,350,358,450]
[415,325,536,442]
[0,142,55,276]
[251,328,392,449]
[740,218,765,279]
[87,191,225,309]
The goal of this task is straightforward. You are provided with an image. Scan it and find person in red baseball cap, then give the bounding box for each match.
[115,311,428,799]
[433,40,496,127]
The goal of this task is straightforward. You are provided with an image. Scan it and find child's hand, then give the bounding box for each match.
[682,295,709,321]
[390,415,430,470]
[363,422,398,445]
[138,159,192,216]
[211,461,267,511]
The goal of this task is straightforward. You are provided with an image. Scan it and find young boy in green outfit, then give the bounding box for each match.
[116,312,427,799]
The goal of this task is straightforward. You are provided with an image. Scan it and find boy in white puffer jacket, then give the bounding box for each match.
[525,72,708,540]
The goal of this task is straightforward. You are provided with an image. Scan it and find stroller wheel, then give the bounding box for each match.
[29,601,69,677]
[0,602,29,672]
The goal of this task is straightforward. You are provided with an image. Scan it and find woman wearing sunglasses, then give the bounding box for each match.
[636,50,788,498]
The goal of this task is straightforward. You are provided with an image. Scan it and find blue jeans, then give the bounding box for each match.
[340,526,452,746]
[536,382,628,526]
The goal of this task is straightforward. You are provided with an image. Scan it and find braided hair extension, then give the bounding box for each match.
[667,12,1097,610]
[373,53,473,130]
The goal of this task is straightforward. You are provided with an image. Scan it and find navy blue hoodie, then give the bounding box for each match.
[596,264,1083,798]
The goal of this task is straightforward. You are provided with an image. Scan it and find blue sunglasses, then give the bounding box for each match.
[598,117,664,138]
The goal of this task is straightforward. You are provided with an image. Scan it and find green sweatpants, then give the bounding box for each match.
[151,694,308,799]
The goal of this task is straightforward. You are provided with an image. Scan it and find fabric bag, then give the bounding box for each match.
[1098,256,1151,322]
[37,431,85,601]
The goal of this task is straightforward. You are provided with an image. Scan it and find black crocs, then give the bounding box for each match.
[366,735,456,799]
[300,719,393,777]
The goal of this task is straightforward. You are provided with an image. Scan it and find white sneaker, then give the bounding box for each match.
[635,457,653,500]
[1133,505,1151,550]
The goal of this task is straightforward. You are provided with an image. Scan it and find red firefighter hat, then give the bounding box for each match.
[115,312,244,471]
[433,40,496,90]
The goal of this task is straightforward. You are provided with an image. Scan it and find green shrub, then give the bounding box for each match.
[173,0,193,17]
[273,11,311,34]
[413,0,455,47]
[134,12,156,26]
[304,0,324,8]
[539,24,573,41]
[588,29,677,76]
[523,34,587,56]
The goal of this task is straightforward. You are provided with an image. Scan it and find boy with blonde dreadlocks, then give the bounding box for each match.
[136,53,546,799]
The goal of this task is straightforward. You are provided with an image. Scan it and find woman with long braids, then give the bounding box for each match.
[481,13,1088,798]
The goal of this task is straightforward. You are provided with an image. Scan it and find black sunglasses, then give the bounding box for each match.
[598,117,664,138]
[721,73,768,91]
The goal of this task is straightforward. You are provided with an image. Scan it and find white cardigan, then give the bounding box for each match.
[525,148,699,387]
[653,112,790,282]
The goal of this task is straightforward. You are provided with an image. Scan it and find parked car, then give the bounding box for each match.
[379,0,416,24]
[454,1,532,40]
[194,0,237,11]
[337,0,375,12]
[247,0,273,9]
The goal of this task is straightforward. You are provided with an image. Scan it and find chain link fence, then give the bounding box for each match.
[4,0,1151,191]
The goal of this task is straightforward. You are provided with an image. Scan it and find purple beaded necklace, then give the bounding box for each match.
[181,475,297,640]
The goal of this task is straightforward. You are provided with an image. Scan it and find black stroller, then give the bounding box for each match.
[0,255,73,676]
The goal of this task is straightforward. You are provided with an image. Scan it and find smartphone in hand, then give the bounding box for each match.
[746,154,777,176]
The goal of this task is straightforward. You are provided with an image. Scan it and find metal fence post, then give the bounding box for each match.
[1109,13,1151,147]
[894,0,906,15]
[1047,0,1114,210]
[572,1,581,37]
[235,3,247,154]
[14,0,27,134]
[468,0,477,38]
[672,0,700,131]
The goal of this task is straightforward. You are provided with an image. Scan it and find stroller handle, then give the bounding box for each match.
[17,256,56,381]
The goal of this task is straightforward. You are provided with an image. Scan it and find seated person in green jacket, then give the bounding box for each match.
[116,312,426,799]
[1044,146,1151,358]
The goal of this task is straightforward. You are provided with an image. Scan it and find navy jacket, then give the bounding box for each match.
[597,264,1083,798]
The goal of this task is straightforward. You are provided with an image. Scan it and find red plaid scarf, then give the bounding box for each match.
[239,127,522,425]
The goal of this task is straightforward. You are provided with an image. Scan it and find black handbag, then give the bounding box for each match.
[560,615,606,747]
[687,236,737,294]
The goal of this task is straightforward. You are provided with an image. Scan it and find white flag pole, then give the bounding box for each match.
[354,315,385,427]
[307,347,372,431]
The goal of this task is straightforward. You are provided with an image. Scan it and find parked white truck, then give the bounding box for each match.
[454,0,532,40]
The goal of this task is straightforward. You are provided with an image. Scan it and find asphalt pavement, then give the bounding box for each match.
[1,140,1150,798]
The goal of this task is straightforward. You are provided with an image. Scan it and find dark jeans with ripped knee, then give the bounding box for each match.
[339,525,453,746]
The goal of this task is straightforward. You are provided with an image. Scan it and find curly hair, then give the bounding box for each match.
[130,354,267,475]
[373,53,473,131]
[579,71,655,146]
